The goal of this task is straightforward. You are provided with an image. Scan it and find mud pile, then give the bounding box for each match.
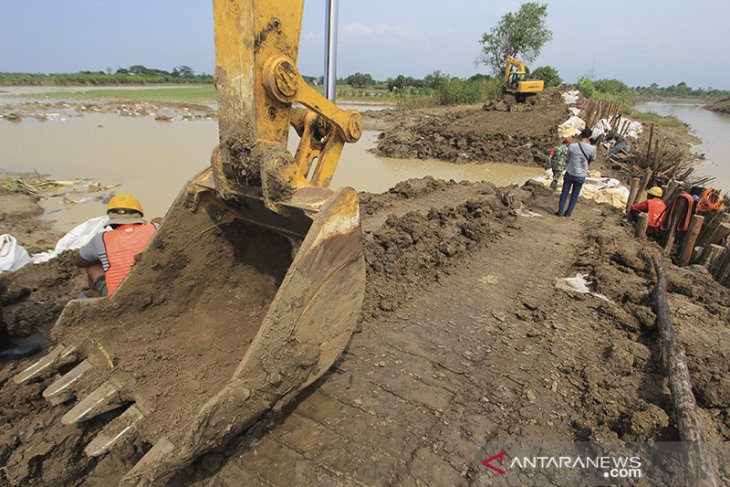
[360,178,514,320]
[375,90,567,165]
[0,188,84,342]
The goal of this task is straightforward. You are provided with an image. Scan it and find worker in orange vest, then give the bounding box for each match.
[629,186,666,236]
[75,194,157,296]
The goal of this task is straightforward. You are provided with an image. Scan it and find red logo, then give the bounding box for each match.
[482,450,508,475]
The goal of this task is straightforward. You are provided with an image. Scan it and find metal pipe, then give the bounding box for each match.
[324,0,338,102]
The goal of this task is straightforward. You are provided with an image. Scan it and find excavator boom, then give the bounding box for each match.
[14,1,365,485]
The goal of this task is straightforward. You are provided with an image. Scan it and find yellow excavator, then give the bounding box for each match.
[14,1,365,485]
[504,55,544,102]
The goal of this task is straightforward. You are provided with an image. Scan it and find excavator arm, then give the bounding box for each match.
[504,55,544,99]
[211,0,362,215]
[14,1,366,485]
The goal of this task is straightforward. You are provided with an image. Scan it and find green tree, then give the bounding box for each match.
[129,65,151,76]
[172,65,195,78]
[531,65,562,87]
[344,72,374,88]
[386,74,407,91]
[576,76,594,98]
[478,2,553,77]
[424,70,447,89]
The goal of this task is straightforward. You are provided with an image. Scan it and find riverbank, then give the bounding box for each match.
[635,101,730,192]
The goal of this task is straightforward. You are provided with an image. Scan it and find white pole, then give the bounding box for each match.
[324,0,338,102]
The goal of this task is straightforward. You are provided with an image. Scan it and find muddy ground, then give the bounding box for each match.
[0,174,728,485]
[373,90,568,166]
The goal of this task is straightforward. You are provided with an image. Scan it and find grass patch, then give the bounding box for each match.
[8,82,495,107]
[626,107,688,131]
[11,85,219,103]
[8,84,402,105]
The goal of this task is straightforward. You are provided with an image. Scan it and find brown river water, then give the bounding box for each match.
[635,102,730,193]
[0,113,542,232]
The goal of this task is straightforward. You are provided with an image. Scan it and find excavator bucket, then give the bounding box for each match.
[14,0,366,484]
[15,171,365,484]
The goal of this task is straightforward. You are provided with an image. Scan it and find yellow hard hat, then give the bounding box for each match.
[107,193,143,215]
[647,186,663,198]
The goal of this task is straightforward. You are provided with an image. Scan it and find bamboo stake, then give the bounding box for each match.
[636,213,649,239]
[639,167,653,195]
[645,124,654,163]
[652,255,719,487]
[699,244,725,271]
[626,178,641,212]
[664,224,677,255]
[679,215,704,266]
[702,221,730,247]
[716,247,730,286]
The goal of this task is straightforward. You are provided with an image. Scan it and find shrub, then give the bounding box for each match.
[531,65,562,87]
[576,76,594,98]
[593,78,629,94]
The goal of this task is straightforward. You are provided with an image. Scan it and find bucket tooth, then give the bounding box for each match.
[14,344,63,384]
[42,360,93,405]
[119,437,176,487]
[61,381,125,425]
[13,344,78,384]
[84,405,145,457]
[57,345,79,366]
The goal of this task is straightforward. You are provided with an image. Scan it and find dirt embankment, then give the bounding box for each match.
[708,97,730,114]
[374,90,568,165]
[1,176,728,485]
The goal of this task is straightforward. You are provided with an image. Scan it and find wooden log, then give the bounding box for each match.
[652,255,719,487]
[679,215,704,266]
[713,246,730,285]
[645,123,654,163]
[665,180,680,203]
[663,224,676,256]
[625,177,641,212]
[639,167,653,195]
[703,222,730,247]
[698,244,724,270]
[635,213,649,239]
[697,213,724,245]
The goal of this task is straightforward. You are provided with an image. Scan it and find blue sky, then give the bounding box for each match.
[2,0,730,89]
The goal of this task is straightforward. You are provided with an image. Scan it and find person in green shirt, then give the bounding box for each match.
[546,138,571,190]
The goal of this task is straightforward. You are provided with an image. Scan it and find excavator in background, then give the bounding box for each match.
[14,0,365,485]
[504,55,544,102]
